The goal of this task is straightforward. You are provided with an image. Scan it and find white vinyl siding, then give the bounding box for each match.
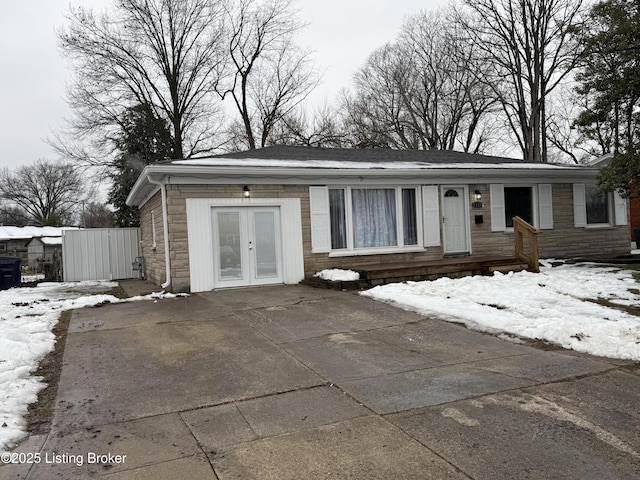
[422,186,441,247]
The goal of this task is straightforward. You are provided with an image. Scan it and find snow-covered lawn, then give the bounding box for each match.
[362,261,640,362]
[0,281,186,453]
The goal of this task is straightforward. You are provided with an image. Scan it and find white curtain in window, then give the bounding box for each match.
[352,189,397,248]
[329,189,347,249]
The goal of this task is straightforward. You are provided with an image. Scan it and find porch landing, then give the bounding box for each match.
[306,256,533,291]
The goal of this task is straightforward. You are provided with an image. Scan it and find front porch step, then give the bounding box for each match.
[305,256,538,290]
[481,261,529,274]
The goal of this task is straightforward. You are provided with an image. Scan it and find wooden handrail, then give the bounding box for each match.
[513,216,540,273]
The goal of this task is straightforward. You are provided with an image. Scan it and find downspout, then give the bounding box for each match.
[147,175,171,289]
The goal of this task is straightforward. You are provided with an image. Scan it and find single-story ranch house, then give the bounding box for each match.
[126,146,629,292]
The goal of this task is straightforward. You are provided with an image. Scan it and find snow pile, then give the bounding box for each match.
[362,261,640,361]
[314,269,360,281]
[20,274,45,283]
[0,281,187,453]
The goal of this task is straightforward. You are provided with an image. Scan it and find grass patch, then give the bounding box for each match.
[589,297,640,317]
[105,283,129,299]
[26,310,73,435]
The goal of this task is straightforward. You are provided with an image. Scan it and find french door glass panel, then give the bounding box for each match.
[217,212,243,280]
[252,211,278,278]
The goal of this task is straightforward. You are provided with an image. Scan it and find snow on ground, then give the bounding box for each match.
[314,269,360,281]
[0,281,187,453]
[20,274,45,283]
[362,261,640,362]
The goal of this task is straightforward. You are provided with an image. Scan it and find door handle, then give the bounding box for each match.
[248,241,253,250]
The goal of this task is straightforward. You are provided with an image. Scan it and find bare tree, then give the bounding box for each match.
[80,202,114,228]
[455,0,586,162]
[0,206,29,227]
[342,8,498,152]
[218,0,320,150]
[0,160,90,226]
[267,105,351,147]
[58,0,227,163]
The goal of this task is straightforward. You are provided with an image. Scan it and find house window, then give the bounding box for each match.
[0,243,6,252]
[352,188,397,248]
[585,186,609,224]
[504,187,533,227]
[328,187,419,251]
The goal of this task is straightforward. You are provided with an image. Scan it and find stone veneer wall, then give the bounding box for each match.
[139,182,629,291]
[139,191,165,287]
[469,183,629,259]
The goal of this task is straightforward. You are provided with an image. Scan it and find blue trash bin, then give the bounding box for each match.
[0,257,21,290]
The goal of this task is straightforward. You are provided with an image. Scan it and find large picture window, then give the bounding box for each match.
[328,187,419,252]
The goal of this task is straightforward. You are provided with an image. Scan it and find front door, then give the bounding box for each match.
[212,207,282,288]
[442,187,469,254]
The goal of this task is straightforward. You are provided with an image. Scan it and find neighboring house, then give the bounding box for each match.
[126,146,629,293]
[0,226,72,266]
[26,236,63,271]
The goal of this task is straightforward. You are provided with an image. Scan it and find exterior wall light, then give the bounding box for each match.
[472,189,483,210]
[243,185,251,198]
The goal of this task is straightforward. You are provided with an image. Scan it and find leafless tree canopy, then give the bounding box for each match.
[57,0,320,162]
[0,160,90,226]
[59,0,228,161]
[342,9,498,153]
[455,0,586,162]
[218,0,320,150]
[80,202,114,228]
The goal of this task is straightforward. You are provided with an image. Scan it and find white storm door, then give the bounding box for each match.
[442,187,469,254]
[212,207,282,288]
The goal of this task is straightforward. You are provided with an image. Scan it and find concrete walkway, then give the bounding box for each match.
[4,282,640,479]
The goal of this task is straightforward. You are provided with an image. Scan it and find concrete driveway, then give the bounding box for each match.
[4,283,640,479]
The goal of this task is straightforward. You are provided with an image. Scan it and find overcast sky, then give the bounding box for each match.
[0,0,446,171]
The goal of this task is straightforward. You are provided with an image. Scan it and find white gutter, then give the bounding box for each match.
[146,174,171,290]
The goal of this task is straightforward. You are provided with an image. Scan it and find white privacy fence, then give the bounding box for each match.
[62,228,141,282]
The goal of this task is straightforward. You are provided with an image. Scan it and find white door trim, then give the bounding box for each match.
[186,197,304,292]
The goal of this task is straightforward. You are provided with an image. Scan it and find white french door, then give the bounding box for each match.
[212,206,283,288]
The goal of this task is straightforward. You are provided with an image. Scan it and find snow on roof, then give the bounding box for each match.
[40,237,63,246]
[0,226,75,241]
[173,157,581,170]
[171,146,588,170]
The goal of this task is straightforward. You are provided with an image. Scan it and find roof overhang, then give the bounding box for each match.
[126,160,601,208]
